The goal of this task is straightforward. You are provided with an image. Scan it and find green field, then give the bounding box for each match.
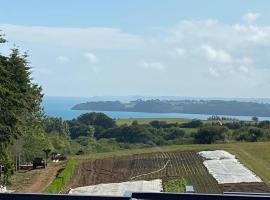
[71,142,270,187]
[116,118,191,125]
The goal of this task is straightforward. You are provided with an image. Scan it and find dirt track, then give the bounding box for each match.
[17,162,64,193]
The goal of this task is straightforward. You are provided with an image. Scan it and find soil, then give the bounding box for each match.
[64,151,270,194]
[16,162,64,193]
[221,182,270,193]
[64,151,222,194]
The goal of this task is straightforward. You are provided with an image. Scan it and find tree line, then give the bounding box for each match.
[0,34,50,185]
[72,99,270,117]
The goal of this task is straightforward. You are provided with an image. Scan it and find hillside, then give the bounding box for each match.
[72,99,270,117]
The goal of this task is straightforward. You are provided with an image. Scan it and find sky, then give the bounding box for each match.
[1,0,270,98]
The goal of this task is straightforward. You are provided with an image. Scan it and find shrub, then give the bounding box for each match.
[163,178,187,193]
[194,126,228,144]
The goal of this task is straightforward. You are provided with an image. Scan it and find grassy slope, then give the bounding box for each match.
[72,142,270,187]
[43,160,75,193]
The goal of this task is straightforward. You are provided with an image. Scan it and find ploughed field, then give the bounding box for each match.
[66,151,269,194]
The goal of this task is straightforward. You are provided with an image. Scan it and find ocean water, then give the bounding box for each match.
[42,96,270,121]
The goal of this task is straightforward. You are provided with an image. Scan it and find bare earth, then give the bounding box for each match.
[15,162,64,193]
[64,151,270,194]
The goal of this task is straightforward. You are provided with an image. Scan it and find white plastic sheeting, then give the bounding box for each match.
[199,150,262,184]
[69,179,163,196]
[0,186,6,193]
[0,185,14,193]
[199,150,235,160]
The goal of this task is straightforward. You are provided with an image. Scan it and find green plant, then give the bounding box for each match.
[163,178,187,193]
[43,159,75,193]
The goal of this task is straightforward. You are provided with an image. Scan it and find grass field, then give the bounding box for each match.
[116,118,191,125]
[71,142,270,189]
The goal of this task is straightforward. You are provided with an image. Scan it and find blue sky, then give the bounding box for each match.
[1,1,269,29]
[1,0,270,97]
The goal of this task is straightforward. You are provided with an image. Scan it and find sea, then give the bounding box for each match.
[42,96,270,121]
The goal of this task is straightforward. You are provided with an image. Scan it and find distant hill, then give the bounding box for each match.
[72,99,270,117]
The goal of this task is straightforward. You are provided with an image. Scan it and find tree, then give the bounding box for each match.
[164,127,185,140]
[68,120,95,139]
[77,112,115,129]
[149,120,167,128]
[43,149,51,160]
[0,34,44,184]
[180,119,202,128]
[0,47,43,148]
[252,116,259,122]
[234,127,264,142]
[194,126,228,144]
[131,120,139,126]
[43,117,70,137]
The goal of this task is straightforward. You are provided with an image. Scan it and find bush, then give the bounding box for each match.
[43,159,75,193]
[234,127,265,142]
[149,120,167,128]
[194,126,228,144]
[163,178,187,193]
[164,127,185,140]
[180,119,202,128]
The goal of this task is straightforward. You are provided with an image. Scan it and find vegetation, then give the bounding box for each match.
[40,111,270,156]
[0,34,49,185]
[43,159,75,193]
[116,118,190,126]
[194,126,228,144]
[69,142,270,188]
[3,33,270,192]
[72,99,270,117]
[163,178,187,193]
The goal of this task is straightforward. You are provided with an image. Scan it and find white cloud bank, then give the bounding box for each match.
[243,12,261,24]
[0,24,142,49]
[202,45,232,63]
[1,11,270,97]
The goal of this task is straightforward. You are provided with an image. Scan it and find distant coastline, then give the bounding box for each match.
[72,99,270,118]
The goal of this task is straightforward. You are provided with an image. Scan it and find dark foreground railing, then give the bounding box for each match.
[132,192,270,200]
[1,192,270,200]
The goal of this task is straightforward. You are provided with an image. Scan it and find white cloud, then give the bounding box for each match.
[208,67,220,77]
[84,52,98,63]
[0,24,142,49]
[57,55,70,63]
[140,61,166,71]
[243,12,261,24]
[201,45,232,63]
[2,16,270,97]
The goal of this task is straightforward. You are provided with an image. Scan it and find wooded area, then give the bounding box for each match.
[72,99,270,117]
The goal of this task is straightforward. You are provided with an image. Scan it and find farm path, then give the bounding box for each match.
[17,162,64,193]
